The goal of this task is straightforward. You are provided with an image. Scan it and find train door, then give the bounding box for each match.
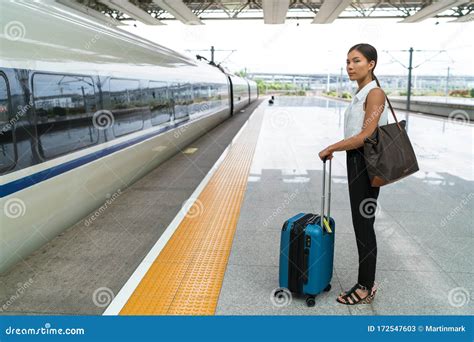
[0,72,16,174]
[227,75,234,116]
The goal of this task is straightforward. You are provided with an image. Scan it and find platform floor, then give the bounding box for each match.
[1,97,472,316]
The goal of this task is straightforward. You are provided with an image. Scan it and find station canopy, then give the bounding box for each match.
[56,0,473,26]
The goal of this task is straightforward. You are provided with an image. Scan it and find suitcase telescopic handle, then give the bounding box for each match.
[321,158,332,232]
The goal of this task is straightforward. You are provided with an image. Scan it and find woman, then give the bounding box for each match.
[318,43,389,305]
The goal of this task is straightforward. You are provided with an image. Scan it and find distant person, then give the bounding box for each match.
[268,95,274,105]
[318,43,389,305]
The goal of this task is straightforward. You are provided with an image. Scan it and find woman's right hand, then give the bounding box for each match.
[318,147,334,161]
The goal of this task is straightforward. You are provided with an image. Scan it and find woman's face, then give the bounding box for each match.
[346,49,375,81]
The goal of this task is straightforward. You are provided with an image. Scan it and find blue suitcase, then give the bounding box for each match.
[277,159,335,307]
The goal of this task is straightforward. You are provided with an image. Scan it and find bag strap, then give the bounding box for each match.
[364,88,403,131]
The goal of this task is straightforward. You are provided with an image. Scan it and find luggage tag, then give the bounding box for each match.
[323,217,332,233]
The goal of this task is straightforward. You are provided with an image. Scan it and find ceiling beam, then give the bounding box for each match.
[98,0,164,25]
[262,0,291,24]
[55,0,122,26]
[152,0,203,24]
[401,0,469,23]
[312,0,352,24]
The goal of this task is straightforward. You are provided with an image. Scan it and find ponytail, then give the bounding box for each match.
[372,72,395,121]
[372,72,381,88]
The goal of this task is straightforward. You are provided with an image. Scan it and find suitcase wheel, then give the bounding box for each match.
[305,296,316,307]
[324,284,331,292]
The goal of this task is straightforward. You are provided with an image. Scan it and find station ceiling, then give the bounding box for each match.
[57,0,474,26]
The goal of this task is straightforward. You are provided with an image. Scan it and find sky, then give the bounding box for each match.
[121,17,473,77]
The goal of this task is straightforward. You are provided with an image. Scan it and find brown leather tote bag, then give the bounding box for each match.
[363,96,419,187]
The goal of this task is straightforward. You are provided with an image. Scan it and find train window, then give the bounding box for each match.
[173,83,191,120]
[218,83,229,107]
[190,84,210,117]
[147,81,171,126]
[0,74,16,172]
[213,84,219,109]
[203,84,213,113]
[189,85,198,115]
[109,78,144,136]
[33,73,98,160]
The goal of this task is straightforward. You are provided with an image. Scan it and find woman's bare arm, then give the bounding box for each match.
[328,88,386,152]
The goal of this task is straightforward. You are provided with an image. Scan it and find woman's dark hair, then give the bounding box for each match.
[348,43,381,87]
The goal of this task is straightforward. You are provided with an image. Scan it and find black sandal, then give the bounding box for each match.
[338,282,377,298]
[336,283,375,305]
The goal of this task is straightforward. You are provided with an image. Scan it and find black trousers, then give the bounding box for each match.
[346,146,380,289]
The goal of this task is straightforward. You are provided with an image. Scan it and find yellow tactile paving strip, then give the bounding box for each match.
[120,108,263,315]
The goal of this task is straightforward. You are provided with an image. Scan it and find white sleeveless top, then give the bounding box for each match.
[343,80,389,139]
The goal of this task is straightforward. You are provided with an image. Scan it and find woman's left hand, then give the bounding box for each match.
[318,147,334,161]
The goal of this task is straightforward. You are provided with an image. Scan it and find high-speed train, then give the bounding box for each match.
[0,1,258,273]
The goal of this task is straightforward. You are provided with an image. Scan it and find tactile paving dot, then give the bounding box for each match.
[120,108,264,315]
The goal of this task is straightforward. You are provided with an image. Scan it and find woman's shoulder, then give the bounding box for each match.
[366,87,386,104]
[367,87,385,98]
